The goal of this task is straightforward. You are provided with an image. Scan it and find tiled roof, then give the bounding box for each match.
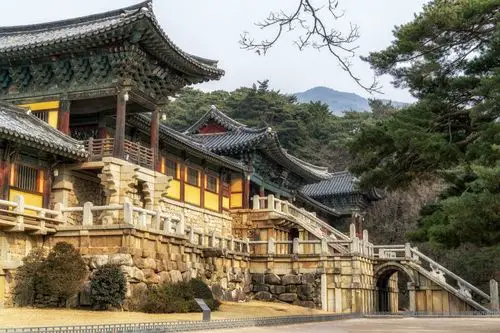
[301,171,358,197]
[0,101,87,159]
[186,106,332,181]
[184,106,260,134]
[0,1,223,80]
[128,114,248,172]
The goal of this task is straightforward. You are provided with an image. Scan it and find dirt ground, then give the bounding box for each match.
[0,301,327,328]
[200,317,500,333]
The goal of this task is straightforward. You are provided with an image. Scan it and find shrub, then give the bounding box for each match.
[141,279,220,313]
[42,242,87,306]
[13,248,46,306]
[90,264,127,310]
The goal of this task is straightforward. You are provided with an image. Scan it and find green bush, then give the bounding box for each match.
[13,242,86,307]
[141,279,220,313]
[90,264,127,310]
[13,248,46,306]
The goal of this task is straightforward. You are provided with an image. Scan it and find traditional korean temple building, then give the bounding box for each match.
[0,1,493,315]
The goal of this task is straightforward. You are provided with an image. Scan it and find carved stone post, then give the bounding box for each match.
[252,195,260,209]
[113,90,128,159]
[267,238,275,255]
[293,237,300,254]
[490,279,499,311]
[82,202,93,226]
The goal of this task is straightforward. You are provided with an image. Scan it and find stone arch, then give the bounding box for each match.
[374,262,416,313]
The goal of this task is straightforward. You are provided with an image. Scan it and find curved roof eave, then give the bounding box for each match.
[0,1,224,80]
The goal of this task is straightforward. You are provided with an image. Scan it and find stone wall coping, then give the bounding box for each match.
[162,197,233,221]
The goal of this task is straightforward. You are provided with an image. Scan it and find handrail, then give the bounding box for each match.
[411,248,491,301]
[84,137,154,169]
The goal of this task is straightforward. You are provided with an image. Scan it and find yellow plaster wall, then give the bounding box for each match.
[167,179,181,200]
[184,184,201,206]
[222,197,230,210]
[231,178,243,192]
[230,177,243,208]
[9,189,43,215]
[19,101,60,129]
[204,191,219,212]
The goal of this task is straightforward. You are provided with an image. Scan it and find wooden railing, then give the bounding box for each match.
[84,138,154,169]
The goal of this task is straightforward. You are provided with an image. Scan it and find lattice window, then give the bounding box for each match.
[32,110,49,123]
[13,164,42,193]
[166,160,177,178]
[186,167,199,186]
[206,174,218,193]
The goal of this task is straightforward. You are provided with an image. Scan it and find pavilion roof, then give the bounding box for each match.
[0,1,223,82]
[186,106,332,181]
[0,101,87,159]
[301,171,383,200]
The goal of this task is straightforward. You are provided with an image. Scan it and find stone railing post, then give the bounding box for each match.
[82,202,93,226]
[230,237,235,251]
[268,238,275,255]
[349,223,356,239]
[245,237,250,254]
[123,202,133,225]
[252,195,261,209]
[176,215,185,235]
[405,242,412,259]
[13,195,25,231]
[53,202,65,223]
[189,228,196,244]
[351,237,360,255]
[490,279,499,311]
[267,194,275,211]
[163,217,172,233]
[139,211,147,228]
[153,209,162,230]
[321,238,329,255]
[293,237,300,254]
[282,200,290,214]
[363,229,369,242]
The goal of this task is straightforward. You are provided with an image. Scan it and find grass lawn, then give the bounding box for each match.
[0,301,327,328]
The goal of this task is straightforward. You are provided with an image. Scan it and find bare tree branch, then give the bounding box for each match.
[240,0,381,94]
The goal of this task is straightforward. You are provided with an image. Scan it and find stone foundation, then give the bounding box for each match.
[251,272,321,309]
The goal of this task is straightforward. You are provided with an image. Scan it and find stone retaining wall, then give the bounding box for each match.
[250,272,322,309]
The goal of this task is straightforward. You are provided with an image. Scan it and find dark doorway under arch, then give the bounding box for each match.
[375,265,412,313]
[288,228,300,253]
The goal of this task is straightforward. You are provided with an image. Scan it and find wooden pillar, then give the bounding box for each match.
[151,107,160,171]
[97,113,108,139]
[180,161,185,202]
[43,167,52,209]
[243,174,250,209]
[200,164,205,209]
[0,157,9,200]
[113,90,128,159]
[57,99,71,135]
[218,170,224,213]
[259,185,265,197]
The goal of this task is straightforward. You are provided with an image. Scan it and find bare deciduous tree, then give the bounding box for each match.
[240,0,381,93]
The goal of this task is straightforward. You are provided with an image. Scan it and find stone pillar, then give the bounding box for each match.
[321,272,328,311]
[490,279,499,311]
[408,281,416,313]
[150,107,160,172]
[57,99,71,135]
[113,90,128,159]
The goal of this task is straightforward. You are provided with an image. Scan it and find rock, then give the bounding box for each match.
[169,270,183,283]
[121,266,144,282]
[252,273,265,284]
[298,284,315,297]
[278,293,298,302]
[293,300,316,309]
[129,282,147,297]
[203,247,224,258]
[177,261,188,273]
[286,285,298,293]
[143,269,160,284]
[108,254,133,266]
[253,284,269,292]
[89,255,109,269]
[282,274,302,285]
[275,285,286,294]
[134,257,156,270]
[211,284,224,300]
[159,271,171,284]
[302,273,316,284]
[265,273,281,285]
[254,291,273,301]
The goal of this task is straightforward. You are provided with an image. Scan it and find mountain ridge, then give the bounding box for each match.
[294,86,408,115]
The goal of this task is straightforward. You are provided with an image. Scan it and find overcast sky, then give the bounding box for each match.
[2,0,429,102]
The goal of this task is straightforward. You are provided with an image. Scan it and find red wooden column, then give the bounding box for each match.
[150,107,160,171]
[243,174,251,209]
[0,158,9,200]
[113,90,128,159]
[57,99,71,135]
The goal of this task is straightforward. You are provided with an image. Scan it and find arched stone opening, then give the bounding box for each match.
[374,263,415,313]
